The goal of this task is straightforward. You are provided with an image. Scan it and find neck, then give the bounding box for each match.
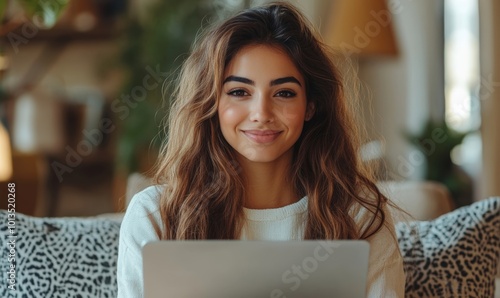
[238,150,298,209]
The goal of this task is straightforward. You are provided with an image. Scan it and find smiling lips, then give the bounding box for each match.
[242,130,282,143]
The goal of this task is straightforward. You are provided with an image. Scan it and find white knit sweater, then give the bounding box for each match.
[117,186,405,297]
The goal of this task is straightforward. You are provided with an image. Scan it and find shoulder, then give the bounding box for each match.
[120,185,165,250]
[351,196,400,248]
[117,185,164,297]
[126,185,163,216]
[354,200,397,243]
[350,198,405,295]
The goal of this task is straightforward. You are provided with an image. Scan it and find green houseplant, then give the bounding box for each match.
[113,0,223,173]
[405,120,473,207]
[0,0,69,28]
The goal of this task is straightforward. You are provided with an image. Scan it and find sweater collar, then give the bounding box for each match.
[243,196,308,221]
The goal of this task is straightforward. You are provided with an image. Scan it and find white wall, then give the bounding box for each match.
[479,0,500,198]
[291,0,331,31]
[358,0,445,180]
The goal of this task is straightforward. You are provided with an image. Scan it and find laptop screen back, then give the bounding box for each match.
[143,240,370,298]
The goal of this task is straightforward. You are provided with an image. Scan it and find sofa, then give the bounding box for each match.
[1,178,499,298]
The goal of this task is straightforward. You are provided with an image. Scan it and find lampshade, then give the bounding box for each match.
[324,0,398,57]
[0,121,13,181]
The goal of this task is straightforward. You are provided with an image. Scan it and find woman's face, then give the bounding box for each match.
[218,44,313,164]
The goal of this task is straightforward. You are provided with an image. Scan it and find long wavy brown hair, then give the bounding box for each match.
[154,1,389,240]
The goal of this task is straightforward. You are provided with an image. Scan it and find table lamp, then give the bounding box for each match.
[0,121,13,181]
[323,0,398,57]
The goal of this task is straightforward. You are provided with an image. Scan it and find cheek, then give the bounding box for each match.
[278,104,306,127]
[218,103,246,131]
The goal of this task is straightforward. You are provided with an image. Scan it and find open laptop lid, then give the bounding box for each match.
[143,240,370,298]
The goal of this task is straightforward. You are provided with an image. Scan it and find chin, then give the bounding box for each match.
[238,148,291,164]
[243,155,279,163]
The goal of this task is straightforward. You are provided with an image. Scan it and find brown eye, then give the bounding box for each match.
[275,90,296,98]
[227,89,249,97]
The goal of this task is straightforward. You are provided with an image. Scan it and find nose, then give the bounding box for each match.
[249,94,274,123]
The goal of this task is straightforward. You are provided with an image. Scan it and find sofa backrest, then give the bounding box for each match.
[125,172,456,222]
[378,180,455,222]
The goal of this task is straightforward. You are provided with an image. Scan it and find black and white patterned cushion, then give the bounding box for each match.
[1,198,498,297]
[0,211,121,298]
[396,197,500,298]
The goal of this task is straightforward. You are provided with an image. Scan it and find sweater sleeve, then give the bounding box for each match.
[117,186,163,298]
[355,203,406,297]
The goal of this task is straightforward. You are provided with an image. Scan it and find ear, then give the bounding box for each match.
[305,102,315,121]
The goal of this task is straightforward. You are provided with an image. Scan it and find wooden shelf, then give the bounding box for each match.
[0,19,123,42]
[1,0,126,41]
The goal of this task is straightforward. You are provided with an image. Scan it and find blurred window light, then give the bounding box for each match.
[446,85,472,131]
[444,0,482,188]
[444,0,480,133]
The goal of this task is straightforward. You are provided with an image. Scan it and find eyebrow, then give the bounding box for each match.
[223,75,302,87]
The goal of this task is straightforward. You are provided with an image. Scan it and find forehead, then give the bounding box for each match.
[223,44,304,83]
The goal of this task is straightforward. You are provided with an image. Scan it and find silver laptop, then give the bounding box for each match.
[143,240,370,298]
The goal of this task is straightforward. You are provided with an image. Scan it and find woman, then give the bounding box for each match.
[117,2,405,297]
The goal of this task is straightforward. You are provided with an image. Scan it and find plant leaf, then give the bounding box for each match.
[18,0,70,28]
[0,1,7,22]
[111,0,221,172]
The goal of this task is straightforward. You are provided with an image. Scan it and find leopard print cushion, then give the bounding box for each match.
[0,211,121,298]
[0,198,498,297]
[396,197,500,298]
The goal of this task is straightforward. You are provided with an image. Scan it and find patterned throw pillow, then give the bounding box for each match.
[0,211,121,298]
[396,197,500,298]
